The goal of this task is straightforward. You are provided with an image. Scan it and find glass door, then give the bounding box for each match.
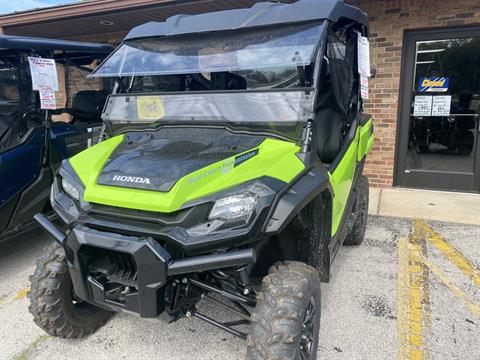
[396,27,480,192]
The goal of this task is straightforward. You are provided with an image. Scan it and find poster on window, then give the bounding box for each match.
[432,95,452,116]
[357,34,371,77]
[28,57,59,92]
[413,95,433,117]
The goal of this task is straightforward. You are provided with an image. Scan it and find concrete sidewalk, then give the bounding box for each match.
[369,187,480,225]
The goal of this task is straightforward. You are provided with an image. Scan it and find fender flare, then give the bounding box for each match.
[262,164,333,235]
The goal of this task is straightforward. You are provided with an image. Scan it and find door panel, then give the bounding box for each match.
[330,128,359,236]
[396,27,480,192]
[0,128,44,209]
[50,122,103,169]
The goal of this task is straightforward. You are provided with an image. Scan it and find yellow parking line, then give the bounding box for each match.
[397,222,431,360]
[422,256,480,317]
[398,220,480,359]
[14,287,30,301]
[419,221,480,289]
[397,236,410,360]
[407,231,425,360]
[0,287,31,309]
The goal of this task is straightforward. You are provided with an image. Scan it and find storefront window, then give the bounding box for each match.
[407,37,480,174]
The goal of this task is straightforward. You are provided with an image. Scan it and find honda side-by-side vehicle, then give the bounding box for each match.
[29,1,374,358]
[0,36,113,240]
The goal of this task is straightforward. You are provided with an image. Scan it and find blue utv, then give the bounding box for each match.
[0,35,112,240]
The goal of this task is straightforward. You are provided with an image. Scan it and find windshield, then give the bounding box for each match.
[102,91,314,141]
[104,91,313,122]
[91,22,324,77]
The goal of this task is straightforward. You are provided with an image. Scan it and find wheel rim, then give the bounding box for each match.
[299,296,317,360]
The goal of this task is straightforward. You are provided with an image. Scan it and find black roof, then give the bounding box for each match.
[0,35,113,53]
[125,0,368,41]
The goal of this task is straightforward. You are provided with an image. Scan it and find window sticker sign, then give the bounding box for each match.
[137,96,165,120]
[357,34,371,77]
[432,95,452,116]
[417,77,449,93]
[39,89,56,110]
[28,57,59,92]
[413,95,433,117]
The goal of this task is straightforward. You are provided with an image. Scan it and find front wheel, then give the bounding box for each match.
[246,261,321,360]
[28,242,112,338]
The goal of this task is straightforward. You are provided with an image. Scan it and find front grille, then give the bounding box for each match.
[80,201,212,241]
[87,203,186,224]
[105,251,138,287]
[80,246,138,288]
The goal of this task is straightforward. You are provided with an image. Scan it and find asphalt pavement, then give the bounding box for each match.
[0,216,479,360]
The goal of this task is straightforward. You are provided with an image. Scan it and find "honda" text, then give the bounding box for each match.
[112,175,151,184]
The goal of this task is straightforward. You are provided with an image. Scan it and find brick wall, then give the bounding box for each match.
[347,0,480,187]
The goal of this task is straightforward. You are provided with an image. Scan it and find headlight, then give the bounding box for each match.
[61,178,80,201]
[208,193,258,221]
[187,192,258,237]
[186,183,275,237]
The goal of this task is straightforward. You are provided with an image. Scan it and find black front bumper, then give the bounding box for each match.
[68,225,171,317]
[35,214,255,318]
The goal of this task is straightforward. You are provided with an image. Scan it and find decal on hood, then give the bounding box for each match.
[112,175,151,184]
[234,149,259,167]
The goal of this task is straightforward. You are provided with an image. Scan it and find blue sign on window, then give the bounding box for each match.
[418,77,449,93]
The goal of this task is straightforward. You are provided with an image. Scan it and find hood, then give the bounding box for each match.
[68,127,305,213]
[96,128,264,192]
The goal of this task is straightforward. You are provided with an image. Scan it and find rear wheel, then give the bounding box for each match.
[343,175,369,246]
[246,261,321,360]
[28,242,112,338]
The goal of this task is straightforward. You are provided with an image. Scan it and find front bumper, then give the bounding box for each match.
[35,214,255,317]
[67,225,170,317]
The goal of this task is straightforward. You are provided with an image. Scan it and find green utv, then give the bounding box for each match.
[29,0,373,358]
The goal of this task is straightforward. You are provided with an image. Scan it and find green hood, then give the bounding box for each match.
[68,128,305,213]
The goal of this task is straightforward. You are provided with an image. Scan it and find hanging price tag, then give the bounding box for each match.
[39,88,56,110]
[357,34,371,77]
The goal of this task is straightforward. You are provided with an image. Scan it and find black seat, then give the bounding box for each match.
[315,108,345,164]
[314,88,347,164]
[71,90,109,123]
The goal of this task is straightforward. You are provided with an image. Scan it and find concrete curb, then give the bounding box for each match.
[368,187,480,226]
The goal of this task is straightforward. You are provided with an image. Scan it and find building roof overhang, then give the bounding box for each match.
[0,0,169,27]
[0,0,285,39]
